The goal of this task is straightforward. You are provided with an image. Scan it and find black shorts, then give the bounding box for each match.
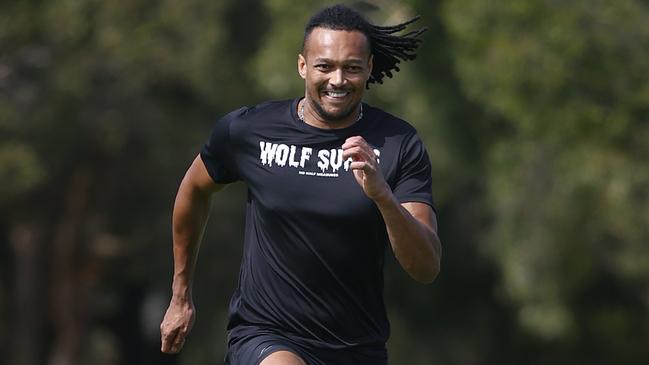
[224,331,388,365]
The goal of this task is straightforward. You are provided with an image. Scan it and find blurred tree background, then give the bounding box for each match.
[1,0,648,364]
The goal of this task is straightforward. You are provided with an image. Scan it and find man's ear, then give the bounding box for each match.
[367,54,373,81]
[298,54,307,79]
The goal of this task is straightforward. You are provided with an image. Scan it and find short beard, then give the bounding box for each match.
[309,98,359,123]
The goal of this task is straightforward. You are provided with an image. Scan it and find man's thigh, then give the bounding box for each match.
[226,330,387,365]
[226,334,308,365]
[259,350,306,365]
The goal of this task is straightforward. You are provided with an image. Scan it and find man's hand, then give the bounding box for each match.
[344,136,441,283]
[342,136,390,201]
[160,297,196,354]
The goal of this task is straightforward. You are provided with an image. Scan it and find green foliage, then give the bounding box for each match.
[445,0,649,353]
[0,142,44,202]
[2,0,649,364]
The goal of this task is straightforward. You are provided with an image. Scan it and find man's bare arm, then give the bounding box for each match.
[375,199,441,283]
[342,136,441,284]
[160,155,224,353]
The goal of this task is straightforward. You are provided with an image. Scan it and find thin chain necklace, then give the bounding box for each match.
[298,99,363,123]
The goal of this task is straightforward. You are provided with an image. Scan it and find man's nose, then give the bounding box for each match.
[329,69,345,87]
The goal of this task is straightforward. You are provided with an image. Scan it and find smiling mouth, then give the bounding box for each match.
[323,90,350,99]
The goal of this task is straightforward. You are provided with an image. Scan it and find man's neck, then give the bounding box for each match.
[298,98,363,130]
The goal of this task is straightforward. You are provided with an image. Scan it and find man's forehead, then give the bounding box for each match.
[312,56,366,64]
[303,27,371,58]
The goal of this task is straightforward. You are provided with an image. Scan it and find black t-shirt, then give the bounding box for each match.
[201,98,434,353]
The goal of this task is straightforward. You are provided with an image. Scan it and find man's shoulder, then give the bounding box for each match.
[223,98,294,122]
[364,103,418,136]
[213,99,295,141]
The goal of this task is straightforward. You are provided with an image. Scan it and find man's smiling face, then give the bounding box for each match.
[298,27,373,128]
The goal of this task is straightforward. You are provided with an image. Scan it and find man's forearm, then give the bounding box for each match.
[171,177,213,299]
[374,192,441,283]
[161,156,219,354]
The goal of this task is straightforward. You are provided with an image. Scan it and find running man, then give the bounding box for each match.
[160,4,441,364]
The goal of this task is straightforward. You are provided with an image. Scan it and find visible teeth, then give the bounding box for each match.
[327,91,348,97]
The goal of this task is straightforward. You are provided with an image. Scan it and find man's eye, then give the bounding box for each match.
[347,66,362,72]
[315,64,330,70]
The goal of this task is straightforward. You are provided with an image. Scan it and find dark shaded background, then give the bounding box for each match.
[2,0,649,364]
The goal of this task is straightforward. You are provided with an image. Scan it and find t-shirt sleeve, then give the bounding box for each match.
[199,107,247,184]
[392,132,436,211]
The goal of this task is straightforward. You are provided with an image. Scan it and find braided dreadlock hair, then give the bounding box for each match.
[303,4,427,89]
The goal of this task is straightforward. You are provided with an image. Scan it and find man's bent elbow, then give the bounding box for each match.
[407,258,440,284]
[416,239,441,284]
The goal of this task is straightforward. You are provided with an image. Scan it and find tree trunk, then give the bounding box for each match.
[48,167,92,365]
[9,221,44,365]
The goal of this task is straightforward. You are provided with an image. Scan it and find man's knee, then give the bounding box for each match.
[259,350,307,365]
